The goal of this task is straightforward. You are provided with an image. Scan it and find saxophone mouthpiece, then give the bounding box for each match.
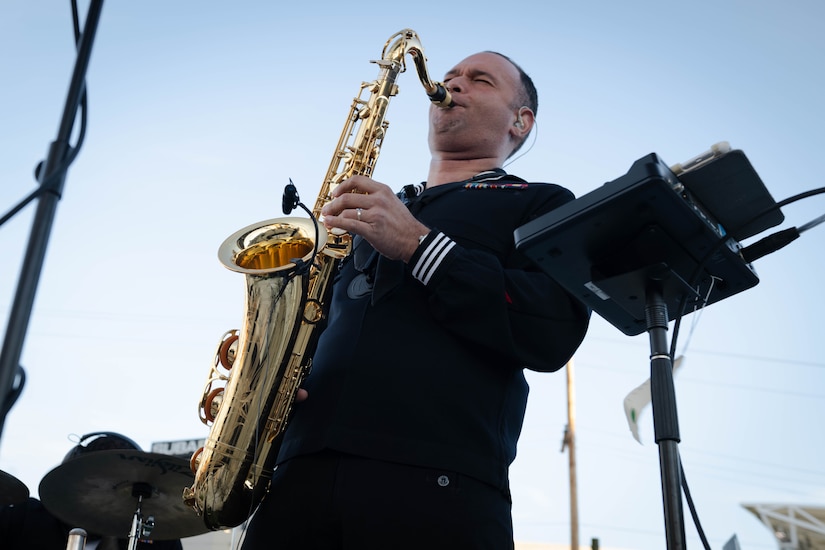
[429,83,453,109]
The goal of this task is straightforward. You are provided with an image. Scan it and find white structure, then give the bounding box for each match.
[744,503,825,549]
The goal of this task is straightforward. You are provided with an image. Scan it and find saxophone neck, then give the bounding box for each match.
[382,29,453,109]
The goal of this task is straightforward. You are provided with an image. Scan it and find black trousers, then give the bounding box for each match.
[240,451,514,550]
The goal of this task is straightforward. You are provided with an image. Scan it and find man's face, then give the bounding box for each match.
[428,52,522,160]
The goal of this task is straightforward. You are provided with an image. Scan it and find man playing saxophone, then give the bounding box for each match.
[241,50,590,549]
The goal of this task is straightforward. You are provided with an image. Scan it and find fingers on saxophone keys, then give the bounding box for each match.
[323,192,353,217]
[331,177,362,198]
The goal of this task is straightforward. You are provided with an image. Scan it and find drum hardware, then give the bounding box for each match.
[0,469,29,506]
[39,450,209,541]
[65,528,87,550]
[126,482,155,550]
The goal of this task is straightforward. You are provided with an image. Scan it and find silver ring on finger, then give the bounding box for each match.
[356,207,362,222]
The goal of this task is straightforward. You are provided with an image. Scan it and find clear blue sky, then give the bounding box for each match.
[1,1,824,549]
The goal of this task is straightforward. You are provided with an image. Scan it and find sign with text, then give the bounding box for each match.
[151,438,205,459]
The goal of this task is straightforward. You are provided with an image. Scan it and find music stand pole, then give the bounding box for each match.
[645,282,687,549]
[0,0,105,443]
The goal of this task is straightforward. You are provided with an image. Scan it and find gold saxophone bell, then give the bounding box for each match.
[219,217,320,273]
[183,29,450,530]
[182,217,327,528]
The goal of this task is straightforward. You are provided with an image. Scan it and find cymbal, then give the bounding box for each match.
[39,450,208,540]
[1,469,29,506]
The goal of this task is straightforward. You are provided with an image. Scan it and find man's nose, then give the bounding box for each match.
[446,77,465,93]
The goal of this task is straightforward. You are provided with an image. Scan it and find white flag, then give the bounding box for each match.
[623,356,683,443]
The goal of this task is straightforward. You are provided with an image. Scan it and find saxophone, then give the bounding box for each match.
[182,29,452,531]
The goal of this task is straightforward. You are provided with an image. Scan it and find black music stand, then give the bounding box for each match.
[514,148,782,549]
[0,0,105,442]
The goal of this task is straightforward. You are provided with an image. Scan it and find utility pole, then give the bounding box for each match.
[561,359,579,550]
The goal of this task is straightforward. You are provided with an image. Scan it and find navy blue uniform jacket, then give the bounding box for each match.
[278,170,590,491]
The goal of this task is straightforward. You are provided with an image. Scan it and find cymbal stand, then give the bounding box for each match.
[127,482,155,550]
[65,528,87,550]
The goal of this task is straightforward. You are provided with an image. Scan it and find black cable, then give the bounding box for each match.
[282,178,321,276]
[0,0,89,228]
[666,185,825,549]
[66,0,88,167]
[669,185,825,360]
[681,460,712,550]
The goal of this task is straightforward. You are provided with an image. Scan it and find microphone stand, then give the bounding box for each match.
[0,0,105,444]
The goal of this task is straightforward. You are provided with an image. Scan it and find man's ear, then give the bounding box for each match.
[511,107,534,138]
